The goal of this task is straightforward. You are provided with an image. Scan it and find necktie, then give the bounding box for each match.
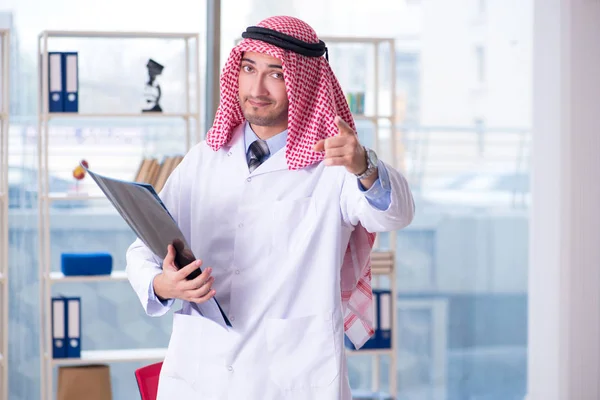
[247,139,270,173]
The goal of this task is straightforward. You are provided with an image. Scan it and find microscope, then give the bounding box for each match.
[142,58,164,113]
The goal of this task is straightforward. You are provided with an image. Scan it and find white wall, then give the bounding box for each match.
[528,0,600,398]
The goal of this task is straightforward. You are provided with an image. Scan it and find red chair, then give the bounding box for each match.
[135,361,163,400]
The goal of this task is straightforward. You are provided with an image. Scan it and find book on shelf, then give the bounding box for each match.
[133,155,183,193]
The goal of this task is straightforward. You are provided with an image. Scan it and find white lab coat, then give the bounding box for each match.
[126,123,414,400]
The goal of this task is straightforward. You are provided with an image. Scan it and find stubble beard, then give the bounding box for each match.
[240,97,287,127]
[244,111,279,126]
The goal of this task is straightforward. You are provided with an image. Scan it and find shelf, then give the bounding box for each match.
[353,115,394,122]
[323,37,394,45]
[43,112,198,120]
[46,347,385,365]
[39,30,198,40]
[49,270,127,283]
[345,348,393,356]
[45,192,105,202]
[51,348,167,366]
[371,268,393,276]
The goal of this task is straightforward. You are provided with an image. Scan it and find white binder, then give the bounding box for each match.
[51,297,66,358]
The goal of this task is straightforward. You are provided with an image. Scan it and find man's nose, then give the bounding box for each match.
[250,75,269,97]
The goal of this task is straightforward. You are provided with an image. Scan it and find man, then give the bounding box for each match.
[126,15,414,400]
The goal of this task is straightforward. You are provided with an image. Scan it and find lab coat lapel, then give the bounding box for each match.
[224,123,249,175]
[250,146,288,176]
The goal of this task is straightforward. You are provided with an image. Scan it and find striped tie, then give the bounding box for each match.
[247,139,270,173]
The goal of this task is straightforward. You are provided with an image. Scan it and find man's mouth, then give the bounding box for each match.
[247,99,271,107]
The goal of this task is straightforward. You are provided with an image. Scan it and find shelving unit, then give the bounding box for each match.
[36,30,201,400]
[0,27,10,400]
[322,36,399,399]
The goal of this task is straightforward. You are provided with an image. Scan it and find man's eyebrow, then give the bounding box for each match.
[241,57,282,69]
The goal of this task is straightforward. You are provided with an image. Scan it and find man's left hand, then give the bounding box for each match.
[313,116,368,175]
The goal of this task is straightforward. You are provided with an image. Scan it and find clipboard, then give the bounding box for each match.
[84,164,231,327]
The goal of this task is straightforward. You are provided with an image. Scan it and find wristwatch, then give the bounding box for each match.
[355,146,378,180]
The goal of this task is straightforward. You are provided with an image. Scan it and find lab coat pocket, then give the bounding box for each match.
[272,197,317,255]
[161,312,232,397]
[265,313,339,391]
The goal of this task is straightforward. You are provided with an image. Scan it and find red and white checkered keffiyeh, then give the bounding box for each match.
[206,15,376,348]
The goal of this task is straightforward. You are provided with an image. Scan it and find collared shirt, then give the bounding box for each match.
[244,122,392,211]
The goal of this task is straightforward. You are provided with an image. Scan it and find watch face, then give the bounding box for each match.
[367,148,378,166]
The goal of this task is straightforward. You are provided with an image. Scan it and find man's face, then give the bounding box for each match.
[238,52,289,130]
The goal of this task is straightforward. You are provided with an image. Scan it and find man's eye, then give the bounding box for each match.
[242,65,252,72]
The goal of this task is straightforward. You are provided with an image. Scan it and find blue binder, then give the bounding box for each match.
[375,290,392,349]
[65,296,81,358]
[47,52,64,112]
[51,297,67,358]
[62,52,79,112]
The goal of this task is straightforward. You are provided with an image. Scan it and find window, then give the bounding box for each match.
[3,0,533,398]
[396,52,421,125]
